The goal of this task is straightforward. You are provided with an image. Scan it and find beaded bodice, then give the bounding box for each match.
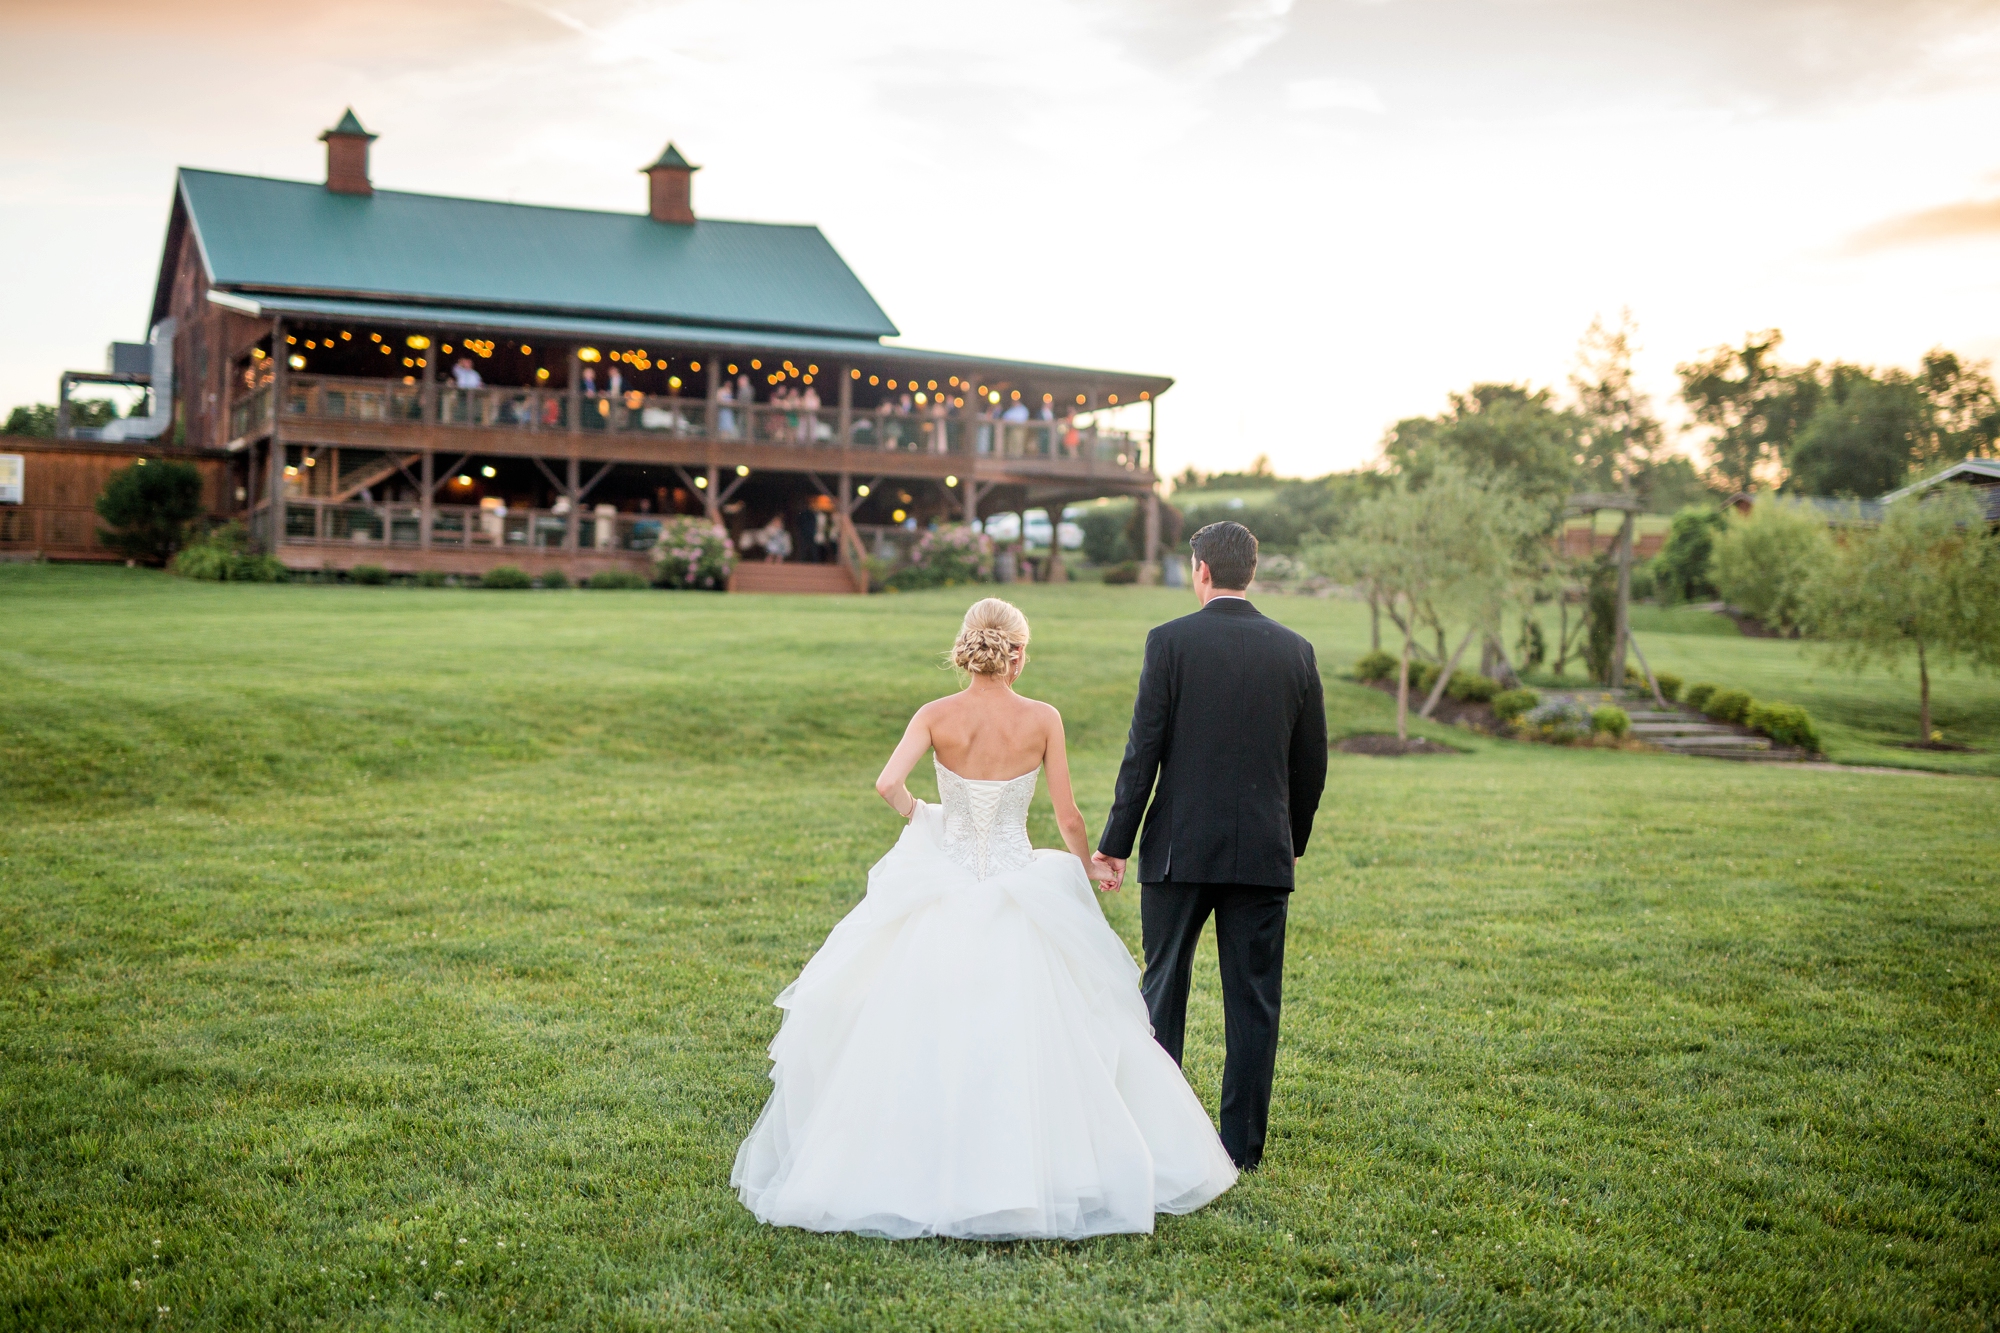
[934,759,1038,880]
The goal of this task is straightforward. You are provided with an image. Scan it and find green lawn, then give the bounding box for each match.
[4,566,1996,1330]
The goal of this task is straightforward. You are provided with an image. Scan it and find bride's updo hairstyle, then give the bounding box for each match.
[950,597,1031,677]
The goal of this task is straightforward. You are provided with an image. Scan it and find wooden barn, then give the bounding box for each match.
[20,111,1169,590]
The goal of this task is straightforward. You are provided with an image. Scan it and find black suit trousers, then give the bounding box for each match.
[1139,882,1288,1170]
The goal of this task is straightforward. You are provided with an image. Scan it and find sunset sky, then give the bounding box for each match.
[4,0,1999,479]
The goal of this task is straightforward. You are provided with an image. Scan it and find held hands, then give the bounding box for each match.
[1089,853,1126,893]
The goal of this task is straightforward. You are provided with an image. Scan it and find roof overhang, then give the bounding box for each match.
[1879,457,2000,504]
[208,292,1173,397]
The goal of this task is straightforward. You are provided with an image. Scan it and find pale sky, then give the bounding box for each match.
[5,0,2000,479]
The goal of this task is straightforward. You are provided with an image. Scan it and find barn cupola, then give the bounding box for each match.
[320,108,378,197]
[642,143,699,225]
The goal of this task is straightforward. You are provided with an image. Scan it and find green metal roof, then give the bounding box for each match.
[172,167,898,340]
[321,108,375,140]
[643,143,697,172]
[220,292,1174,396]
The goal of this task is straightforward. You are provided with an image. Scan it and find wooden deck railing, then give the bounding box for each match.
[272,498,666,553]
[255,375,1150,474]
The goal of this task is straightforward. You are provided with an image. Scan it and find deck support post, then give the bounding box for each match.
[1139,491,1161,584]
[1611,508,1634,688]
[420,450,434,550]
[266,317,288,555]
[838,367,852,448]
[704,464,721,523]
[565,455,580,553]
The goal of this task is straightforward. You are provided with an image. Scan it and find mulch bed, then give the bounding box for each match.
[1359,678,1500,732]
[1336,734,1464,756]
[1898,740,1981,753]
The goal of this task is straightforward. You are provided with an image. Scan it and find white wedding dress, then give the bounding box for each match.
[732,759,1238,1240]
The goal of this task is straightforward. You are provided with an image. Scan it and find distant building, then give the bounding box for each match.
[30,110,1168,586]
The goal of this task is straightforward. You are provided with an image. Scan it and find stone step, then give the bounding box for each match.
[1651,733,1770,750]
[1630,721,1737,736]
[1673,744,1810,762]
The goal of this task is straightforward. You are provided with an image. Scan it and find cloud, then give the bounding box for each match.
[1846,196,2000,252]
[1285,76,1386,114]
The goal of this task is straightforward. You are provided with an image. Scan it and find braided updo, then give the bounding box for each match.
[950,597,1031,677]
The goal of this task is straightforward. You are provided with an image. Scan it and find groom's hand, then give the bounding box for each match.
[1090,853,1126,893]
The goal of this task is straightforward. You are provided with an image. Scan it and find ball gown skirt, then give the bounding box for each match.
[731,763,1237,1240]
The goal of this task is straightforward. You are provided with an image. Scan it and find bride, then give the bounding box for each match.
[732,597,1238,1240]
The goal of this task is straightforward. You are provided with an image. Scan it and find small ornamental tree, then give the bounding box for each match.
[1709,496,1835,636]
[1812,487,2000,740]
[95,459,204,564]
[652,517,734,590]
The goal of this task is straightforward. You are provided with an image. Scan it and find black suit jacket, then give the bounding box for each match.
[1098,598,1328,889]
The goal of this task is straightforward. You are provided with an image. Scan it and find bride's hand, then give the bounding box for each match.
[1088,853,1124,892]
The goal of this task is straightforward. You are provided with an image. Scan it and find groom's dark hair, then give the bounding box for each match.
[1190,521,1258,591]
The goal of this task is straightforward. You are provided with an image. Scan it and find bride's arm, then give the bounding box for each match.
[873,706,934,818]
[1042,710,1117,889]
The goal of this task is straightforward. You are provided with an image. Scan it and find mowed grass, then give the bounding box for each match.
[2,564,1996,1331]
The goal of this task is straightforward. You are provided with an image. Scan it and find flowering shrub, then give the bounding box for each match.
[652,517,734,590]
[1518,700,1593,744]
[886,523,993,590]
[1591,705,1631,738]
[1491,688,1539,723]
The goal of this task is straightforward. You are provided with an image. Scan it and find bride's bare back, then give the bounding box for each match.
[874,599,1114,888]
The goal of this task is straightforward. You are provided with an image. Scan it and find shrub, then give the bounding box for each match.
[1492,688,1539,723]
[95,458,206,564]
[169,523,285,582]
[1704,687,1752,724]
[886,523,994,590]
[1353,651,1398,683]
[1445,670,1499,703]
[1410,660,1442,698]
[1747,700,1821,753]
[1654,505,1728,603]
[586,569,650,590]
[1654,671,1683,702]
[349,563,390,586]
[1100,561,1140,585]
[417,570,450,588]
[1711,498,1834,635]
[1521,700,1593,743]
[1591,705,1631,738]
[482,565,532,589]
[652,517,734,590]
[537,568,570,589]
[1683,682,1718,711]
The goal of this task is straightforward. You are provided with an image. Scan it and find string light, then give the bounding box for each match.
[380,346,391,355]
[1011,390,1021,401]
[988,391,1000,404]
[250,348,266,361]
[286,335,297,345]
[441,344,453,355]
[1043,393,1053,403]
[915,392,928,405]
[807,365,818,375]
[856,484,871,497]
[369,332,382,343]
[406,335,430,350]
[536,368,550,382]
[945,475,958,487]
[340,331,352,341]
[892,508,906,522]
[736,464,750,476]
[403,357,414,367]
[750,359,762,370]
[869,375,879,386]
[1139,391,1150,400]
[727,364,739,374]
[690,360,701,372]
[1108,394,1119,404]
[668,376,682,390]
[520,344,532,355]
[289,355,306,369]
[578,347,601,362]
[850,368,861,379]
[481,465,497,478]
[888,379,899,390]
[1075,394,1086,405]
[926,381,937,391]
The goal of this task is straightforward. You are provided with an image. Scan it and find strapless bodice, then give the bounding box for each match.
[933,759,1037,880]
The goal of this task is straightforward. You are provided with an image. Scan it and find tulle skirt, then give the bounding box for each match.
[731,802,1238,1240]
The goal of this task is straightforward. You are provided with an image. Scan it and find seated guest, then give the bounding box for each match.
[452,358,483,389]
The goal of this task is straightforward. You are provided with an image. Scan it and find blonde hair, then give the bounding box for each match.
[950,597,1031,677]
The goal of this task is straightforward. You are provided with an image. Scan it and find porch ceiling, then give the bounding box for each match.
[215,292,1174,398]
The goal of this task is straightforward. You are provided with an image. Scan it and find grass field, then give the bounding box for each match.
[4,565,1996,1330]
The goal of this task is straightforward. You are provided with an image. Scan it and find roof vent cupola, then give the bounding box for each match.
[321,108,377,197]
[642,143,699,225]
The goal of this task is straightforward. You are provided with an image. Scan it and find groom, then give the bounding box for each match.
[1093,520,1327,1171]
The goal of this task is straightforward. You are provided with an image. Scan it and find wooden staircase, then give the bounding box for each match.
[728,562,863,595]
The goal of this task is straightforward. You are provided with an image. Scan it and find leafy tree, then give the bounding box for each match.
[1318,463,1539,739]
[1383,384,1581,512]
[1073,502,1133,565]
[1918,348,2000,464]
[94,459,205,564]
[1652,505,1728,603]
[1678,330,1805,493]
[1785,367,1932,498]
[1570,311,1667,492]
[1709,497,1835,635]
[1811,487,2000,741]
[5,400,121,437]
